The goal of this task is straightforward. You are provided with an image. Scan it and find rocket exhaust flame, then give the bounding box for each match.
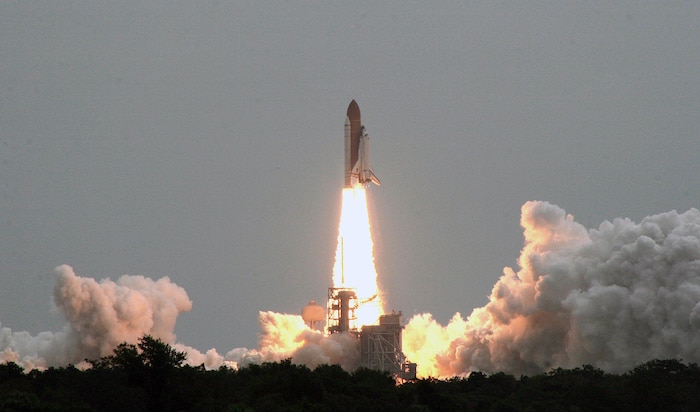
[332,186,384,327]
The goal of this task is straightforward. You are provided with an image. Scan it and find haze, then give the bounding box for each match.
[1,2,698,354]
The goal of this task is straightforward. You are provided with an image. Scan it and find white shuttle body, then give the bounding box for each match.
[344,100,380,188]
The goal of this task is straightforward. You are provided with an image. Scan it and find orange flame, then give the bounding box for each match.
[332,187,384,326]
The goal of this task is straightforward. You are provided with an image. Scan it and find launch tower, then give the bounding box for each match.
[327,288,359,334]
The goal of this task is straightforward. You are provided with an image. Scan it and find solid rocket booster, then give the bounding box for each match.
[344,100,380,188]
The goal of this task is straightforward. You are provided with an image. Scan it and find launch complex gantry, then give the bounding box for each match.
[327,287,359,335]
[325,287,417,380]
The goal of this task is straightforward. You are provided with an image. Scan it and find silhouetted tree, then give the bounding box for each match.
[138,335,186,370]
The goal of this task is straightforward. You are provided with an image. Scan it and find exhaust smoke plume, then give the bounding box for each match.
[4,201,700,378]
[0,267,360,372]
[1,264,192,370]
[222,312,360,371]
[404,201,700,377]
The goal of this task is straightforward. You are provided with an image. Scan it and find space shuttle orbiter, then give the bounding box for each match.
[344,100,380,188]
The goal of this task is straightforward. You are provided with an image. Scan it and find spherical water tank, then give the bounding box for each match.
[302,300,325,323]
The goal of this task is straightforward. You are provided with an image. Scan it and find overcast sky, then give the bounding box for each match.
[1,2,698,352]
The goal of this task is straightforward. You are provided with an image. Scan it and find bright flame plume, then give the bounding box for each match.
[332,187,384,325]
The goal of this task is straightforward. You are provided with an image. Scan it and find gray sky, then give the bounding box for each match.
[1,2,698,352]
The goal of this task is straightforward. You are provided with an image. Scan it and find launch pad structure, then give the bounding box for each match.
[327,288,359,335]
[326,287,417,380]
[360,311,416,379]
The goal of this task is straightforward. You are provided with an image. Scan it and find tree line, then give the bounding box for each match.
[1,336,699,411]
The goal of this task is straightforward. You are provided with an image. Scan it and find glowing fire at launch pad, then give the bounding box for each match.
[331,187,383,327]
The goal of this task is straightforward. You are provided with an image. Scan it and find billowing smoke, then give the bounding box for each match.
[1,264,193,370]
[6,201,700,377]
[0,265,359,372]
[404,201,700,377]
[226,312,360,371]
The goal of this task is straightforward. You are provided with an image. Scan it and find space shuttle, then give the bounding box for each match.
[344,100,380,188]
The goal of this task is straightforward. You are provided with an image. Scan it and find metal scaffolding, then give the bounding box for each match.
[360,312,417,380]
[327,288,359,334]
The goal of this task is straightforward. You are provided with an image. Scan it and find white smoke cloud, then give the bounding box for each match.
[1,264,192,370]
[0,266,360,372]
[404,201,700,377]
[7,201,700,377]
[221,311,360,371]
